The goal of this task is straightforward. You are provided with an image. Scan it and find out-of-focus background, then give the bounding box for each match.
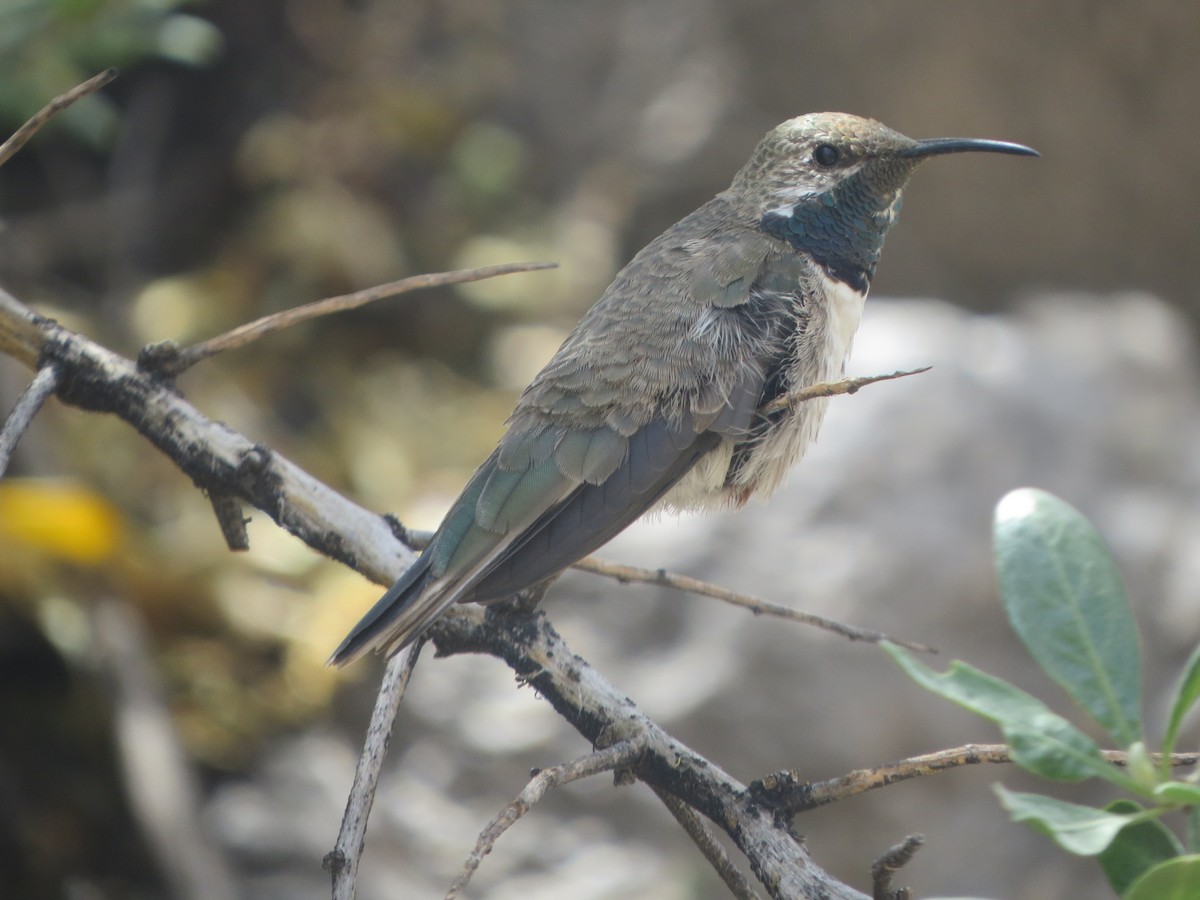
[1,2,1199,898]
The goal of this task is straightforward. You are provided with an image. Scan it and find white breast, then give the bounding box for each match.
[657,270,869,514]
[821,272,867,374]
[713,270,868,503]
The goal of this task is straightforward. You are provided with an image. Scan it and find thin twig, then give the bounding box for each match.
[373,532,934,653]
[759,367,931,416]
[753,744,1200,814]
[0,68,118,169]
[574,557,935,654]
[870,835,923,900]
[147,261,557,377]
[0,363,61,479]
[445,739,643,900]
[650,784,761,900]
[1103,749,1199,768]
[325,641,423,900]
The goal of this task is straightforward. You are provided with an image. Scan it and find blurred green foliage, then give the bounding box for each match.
[0,0,221,144]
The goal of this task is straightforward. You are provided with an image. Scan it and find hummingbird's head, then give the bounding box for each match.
[736,112,1037,291]
[733,112,916,208]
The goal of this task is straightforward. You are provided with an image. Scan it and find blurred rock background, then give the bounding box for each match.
[1,1,1198,898]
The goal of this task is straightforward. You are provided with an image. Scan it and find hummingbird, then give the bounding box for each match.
[330,112,1037,667]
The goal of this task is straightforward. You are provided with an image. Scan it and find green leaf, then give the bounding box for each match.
[1164,643,1200,760]
[1154,783,1200,807]
[1123,855,1200,900]
[885,644,1138,789]
[994,786,1140,855]
[1004,724,1124,785]
[1099,800,1182,895]
[994,488,1143,747]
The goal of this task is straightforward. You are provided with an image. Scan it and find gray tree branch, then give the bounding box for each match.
[326,643,423,900]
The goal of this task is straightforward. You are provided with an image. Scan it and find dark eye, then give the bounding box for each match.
[813,143,840,167]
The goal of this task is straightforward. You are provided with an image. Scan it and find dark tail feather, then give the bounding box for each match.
[327,553,440,667]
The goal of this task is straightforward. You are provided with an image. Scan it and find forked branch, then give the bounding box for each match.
[445,739,643,899]
[0,284,870,900]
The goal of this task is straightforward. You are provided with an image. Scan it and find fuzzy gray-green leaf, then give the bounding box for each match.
[994,787,1140,855]
[884,644,1137,788]
[994,488,1142,747]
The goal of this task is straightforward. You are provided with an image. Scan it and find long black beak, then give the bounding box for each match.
[902,137,1040,158]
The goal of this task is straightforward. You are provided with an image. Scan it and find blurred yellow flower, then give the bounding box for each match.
[0,478,124,565]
